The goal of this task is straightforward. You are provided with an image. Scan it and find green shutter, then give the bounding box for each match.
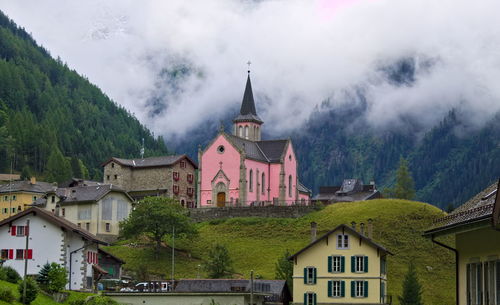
[351,256,355,272]
[364,281,369,297]
[351,281,355,297]
[313,293,317,305]
[328,280,332,297]
[328,256,332,273]
[312,267,317,284]
[304,293,307,305]
[364,256,369,273]
[341,256,345,272]
[304,268,307,284]
[341,280,345,297]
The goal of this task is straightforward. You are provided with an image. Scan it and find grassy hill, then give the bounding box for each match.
[104,199,455,305]
[0,280,93,305]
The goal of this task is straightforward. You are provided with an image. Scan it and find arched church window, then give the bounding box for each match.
[288,175,292,197]
[239,126,243,137]
[249,169,253,192]
[256,126,260,140]
[244,126,249,139]
[262,173,265,195]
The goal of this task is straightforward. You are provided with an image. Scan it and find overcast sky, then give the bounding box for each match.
[1,0,499,139]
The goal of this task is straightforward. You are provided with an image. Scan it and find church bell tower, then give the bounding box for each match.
[233,71,263,141]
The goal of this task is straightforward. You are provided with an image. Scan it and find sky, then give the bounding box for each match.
[1,0,500,139]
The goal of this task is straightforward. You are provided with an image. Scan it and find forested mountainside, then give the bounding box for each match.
[0,11,167,181]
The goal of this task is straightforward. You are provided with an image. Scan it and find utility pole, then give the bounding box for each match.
[171,227,175,289]
[250,270,254,305]
[8,160,13,217]
[22,220,30,304]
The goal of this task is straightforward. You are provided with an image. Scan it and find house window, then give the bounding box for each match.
[32,196,37,202]
[77,223,81,228]
[329,255,344,273]
[3,195,7,201]
[0,249,8,259]
[328,280,345,297]
[262,173,265,195]
[16,249,24,260]
[288,175,292,197]
[106,175,110,181]
[173,185,179,194]
[11,208,16,213]
[381,257,387,274]
[173,172,179,181]
[304,267,317,285]
[111,163,115,168]
[187,188,194,196]
[352,256,368,273]
[352,280,368,297]
[187,173,194,183]
[12,195,16,201]
[62,208,65,217]
[467,262,485,305]
[16,226,26,237]
[249,170,253,192]
[337,234,349,249]
[85,223,90,231]
[304,292,316,305]
[239,126,243,137]
[51,196,55,203]
[114,175,117,180]
[180,161,186,168]
[105,223,111,232]
[244,126,249,139]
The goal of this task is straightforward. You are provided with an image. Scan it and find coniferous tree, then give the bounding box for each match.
[36,263,51,290]
[392,157,416,200]
[70,157,83,179]
[398,262,423,305]
[44,147,72,184]
[275,250,293,291]
[204,244,234,278]
[20,165,31,180]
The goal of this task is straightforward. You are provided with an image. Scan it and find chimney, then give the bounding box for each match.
[368,218,373,239]
[360,223,365,236]
[30,176,36,185]
[351,221,356,231]
[310,222,317,243]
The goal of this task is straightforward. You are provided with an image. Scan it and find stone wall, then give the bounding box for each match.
[189,205,317,222]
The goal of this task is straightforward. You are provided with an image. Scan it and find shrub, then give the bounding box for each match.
[85,296,119,305]
[2,266,21,283]
[69,299,86,305]
[37,262,67,293]
[0,287,15,303]
[0,267,6,281]
[18,277,38,304]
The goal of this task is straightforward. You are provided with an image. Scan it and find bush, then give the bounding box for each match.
[0,287,15,303]
[2,266,21,283]
[18,277,38,304]
[0,267,6,281]
[37,262,67,293]
[69,300,86,305]
[85,296,119,305]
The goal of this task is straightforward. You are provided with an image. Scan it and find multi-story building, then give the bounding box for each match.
[0,207,107,291]
[0,177,53,220]
[102,155,197,207]
[289,223,392,305]
[197,72,311,208]
[34,184,133,242]
[424,180,500,305]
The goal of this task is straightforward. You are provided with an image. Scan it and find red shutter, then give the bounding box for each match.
[95,252,98,264]
[11,226,16,236]
[27,249,33,259]
[8,249,13,259]
[24,226,29,236]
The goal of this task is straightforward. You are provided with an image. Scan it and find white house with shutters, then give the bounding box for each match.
[289,223,392,305]
[0,207,108,291]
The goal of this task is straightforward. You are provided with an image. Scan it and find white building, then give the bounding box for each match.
[0,207,108,291]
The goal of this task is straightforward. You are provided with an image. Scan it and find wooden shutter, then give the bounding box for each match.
[351,281,355,297]
[328,256,332,272]
[10,226,16,236]
[364,256,369,272]
[364,281,369,297]
[304,268,308,284]
[24,226,29,236]
[312,267,317,284]
[313,293,317,305]
[341,256,345,272]
[8,249,13,259]
[304,293,307,305]
[328,280,332,297]
[27,249,33,259]
[351,256,355,272]
[466,264,471,305]
[341,281,345,297]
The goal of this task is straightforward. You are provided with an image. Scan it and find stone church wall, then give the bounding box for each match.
[188,205,317,222]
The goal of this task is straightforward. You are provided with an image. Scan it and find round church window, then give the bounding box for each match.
[217,145,225,154]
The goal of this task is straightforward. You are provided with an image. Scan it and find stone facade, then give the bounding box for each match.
[102,155,197,207]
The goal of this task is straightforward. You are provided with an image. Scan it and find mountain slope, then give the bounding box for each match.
[0,11,168,180]
[105,199,455,305]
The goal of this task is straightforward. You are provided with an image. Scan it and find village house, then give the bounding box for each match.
[98,248,125,280]
[424,180,500,305]
[289,222,392,305]
[198,72,311,207]
[102,155,197,207]
[0,177,54,221]
[0,207,107,291]
[313,179,381,205]
[33,184,133,242]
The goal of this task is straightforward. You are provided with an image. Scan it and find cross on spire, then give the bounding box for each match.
[247,60,251,73]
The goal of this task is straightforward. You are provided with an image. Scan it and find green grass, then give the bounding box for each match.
[0,280,94,305]
[103,199,455,305]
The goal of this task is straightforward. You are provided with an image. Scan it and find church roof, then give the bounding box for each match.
[233,74,263,124]
[224,133,288,163]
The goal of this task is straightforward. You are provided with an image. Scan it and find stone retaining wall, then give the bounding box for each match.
[188,205,317,222]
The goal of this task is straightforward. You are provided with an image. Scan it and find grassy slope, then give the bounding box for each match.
[0,280,93,305]
[104,199,455,305]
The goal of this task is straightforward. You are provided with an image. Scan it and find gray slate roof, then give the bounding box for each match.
[0,180,54,194]
[313,180,380,202]
[34,184,132,206]
[233,74,263,124]
[102,155,198,169]
[225,133,288,163]
[298,181,312,194]
[425,182,498,235]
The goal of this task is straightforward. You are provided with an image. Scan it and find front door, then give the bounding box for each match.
[217,192,226,207]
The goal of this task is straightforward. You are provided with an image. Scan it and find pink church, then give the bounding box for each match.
[197,73,311,207]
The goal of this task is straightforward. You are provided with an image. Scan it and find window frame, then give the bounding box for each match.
[355,255,365,273]
[15,249,24,260]
[304,266,317,285]
[336,234,349,249]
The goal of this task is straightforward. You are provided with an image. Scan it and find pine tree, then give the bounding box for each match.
[203,244,234,278]
[44,147,72,184]
[36,263,51,290]
[398,262,423,305]
[393,157,416,200]
[20,165,31,180]
[70,157,83,179]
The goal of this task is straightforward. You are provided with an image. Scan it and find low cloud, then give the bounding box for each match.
[1,0,500,139]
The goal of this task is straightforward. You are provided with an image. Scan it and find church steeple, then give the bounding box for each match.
[233,71,263,141]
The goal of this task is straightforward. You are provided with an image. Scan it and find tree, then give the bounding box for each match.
[46,263,67,293]
[398,262,423,305]
[70,157,83,179]
[18,278,38,304]
[275,250,293,291]
[387,157,416,200]
[20,165,31,180]
[204,244,234,278]
[119,197,196,257]
[36,263,51,290]
[44,147,72,183]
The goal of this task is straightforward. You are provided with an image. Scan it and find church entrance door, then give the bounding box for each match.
[217,192,226,207]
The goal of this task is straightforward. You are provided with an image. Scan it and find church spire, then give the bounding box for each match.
[240,73,258,116]
[233,67,263,141]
